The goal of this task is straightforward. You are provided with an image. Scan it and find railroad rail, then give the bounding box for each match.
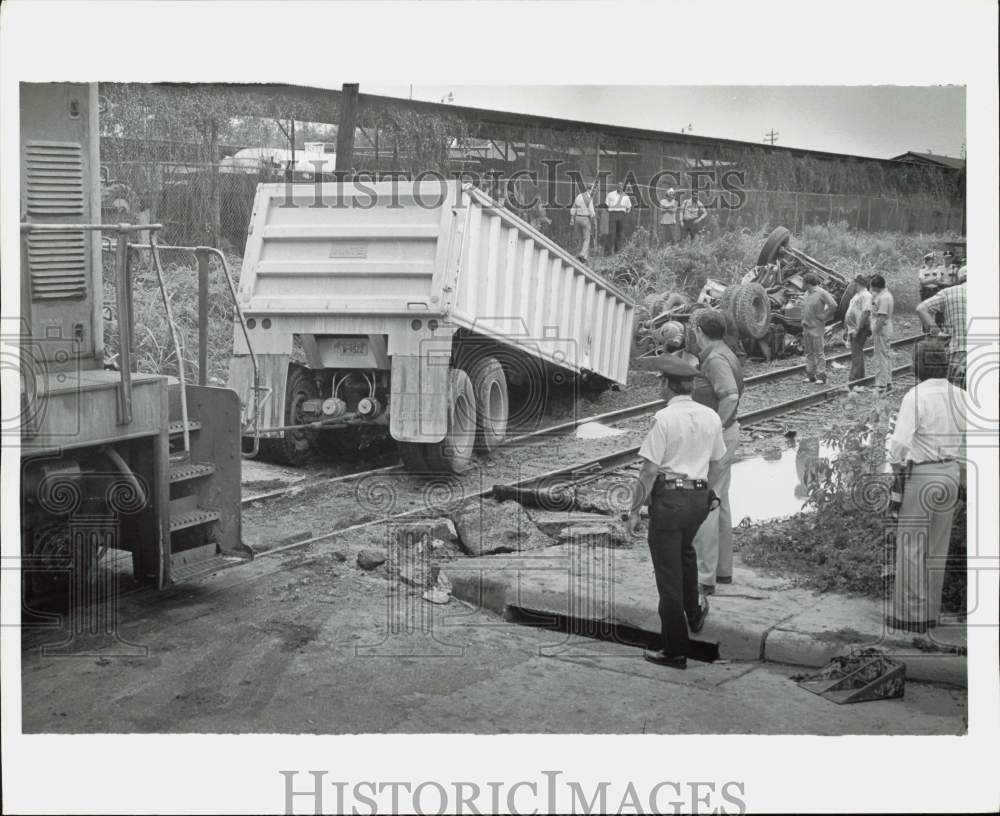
[242,333,923,506]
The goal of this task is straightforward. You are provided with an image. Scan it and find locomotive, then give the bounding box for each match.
[16,82,245,599]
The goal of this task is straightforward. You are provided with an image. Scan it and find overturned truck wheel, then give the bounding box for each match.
[263,365,318,467]
[757,226,791,267]
[733,282,771,339]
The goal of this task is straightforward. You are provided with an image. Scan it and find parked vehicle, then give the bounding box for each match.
[228,181,636,472]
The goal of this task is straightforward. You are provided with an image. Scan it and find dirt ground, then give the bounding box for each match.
[21,525,966,735]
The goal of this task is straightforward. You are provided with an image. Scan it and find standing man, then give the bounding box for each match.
[569,180,597,263]
[887,339,966,633]
[690,309,744,595]
[604,181,632,254]
[680,191,707,241]
[800,272,838,385]
[627,356,726,670]
[844,274,873,387]
[916,282,967,387]
[658,187,680,245]
[869,273,895,393]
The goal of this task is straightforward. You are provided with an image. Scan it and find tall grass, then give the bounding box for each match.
[592,221,960,313]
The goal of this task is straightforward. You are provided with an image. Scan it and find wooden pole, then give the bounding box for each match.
[335,83,360,175]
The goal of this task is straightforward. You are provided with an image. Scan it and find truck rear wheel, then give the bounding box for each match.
[267,365,317,467]
[464,356,508,453]
[422,368,477,474]
[733,282,772,339]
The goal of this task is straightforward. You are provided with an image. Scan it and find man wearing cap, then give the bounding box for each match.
[690,309,745,595]
[680,191,708,241]
[658,187,680,245]
[916,282,967,388]
[800,272,838,384]
[627,355,727,670]
[569,180,597,262]
[886,339,966,633]
[844,274,873,386]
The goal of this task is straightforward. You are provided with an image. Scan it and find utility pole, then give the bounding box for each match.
[764,129,779,145]
[335,83,359,175]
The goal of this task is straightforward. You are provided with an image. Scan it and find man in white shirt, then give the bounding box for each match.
[569,181,597,262]
[604,181,632,254]
[869,274,895,392]
[627,355,727,670]
[843,274,873,385]
[680,191,708,240]
[658,187,679,245]
[886,339,966,633]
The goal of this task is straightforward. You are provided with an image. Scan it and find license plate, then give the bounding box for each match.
[336,341,368,355]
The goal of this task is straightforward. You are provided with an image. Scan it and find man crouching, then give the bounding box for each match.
[626,355,726,669]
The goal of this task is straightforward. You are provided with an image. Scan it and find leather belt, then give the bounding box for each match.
[655,476,708,490]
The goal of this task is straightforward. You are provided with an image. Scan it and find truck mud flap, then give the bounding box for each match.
[390,354,448,443]
[227,353,289,434]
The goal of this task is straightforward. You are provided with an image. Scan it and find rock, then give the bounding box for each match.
[527,509,622,538]
[422,588,451,605]
[396,560,439,589]
[558,522,628,547]
[449,499,553,557]
[356,549,386,570]
[330,550,347,562]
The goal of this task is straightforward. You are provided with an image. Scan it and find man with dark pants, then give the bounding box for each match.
[844,274,873,387]
[627,356,726,669]
[691,309,744,595]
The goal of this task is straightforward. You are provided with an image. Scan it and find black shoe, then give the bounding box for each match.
[688,596,710,633]
[816,377,827,385]
[716,575,733,585]
[643,649,687,669]
[804,375,816,383]
[700,583,716,596]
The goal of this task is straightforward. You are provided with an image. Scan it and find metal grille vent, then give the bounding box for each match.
[25,141,84,215]
[27,232,87,300]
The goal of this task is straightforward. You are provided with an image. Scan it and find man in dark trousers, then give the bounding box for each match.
[627,356,726,670]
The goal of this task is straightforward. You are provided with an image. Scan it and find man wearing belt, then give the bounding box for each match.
[869,274,895,392]
[604,181,633,254]
[627,356,726,670]
[658,187,679,245]
[886,339,966,633]
[690,309,745,594]
[844,274,873,387]
[570,181,597,262]
[800,272,838,384]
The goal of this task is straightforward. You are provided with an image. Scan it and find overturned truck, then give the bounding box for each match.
[635,227,860,360]
[228,181,636,472]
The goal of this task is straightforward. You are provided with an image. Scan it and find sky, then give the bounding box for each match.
[358,85,966,160]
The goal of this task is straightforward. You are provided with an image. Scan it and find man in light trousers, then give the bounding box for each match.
[887,339,965,633]
[869,273,895,392]
[569,181,597,262]
[690,310,744,594]
[800,272,837,384]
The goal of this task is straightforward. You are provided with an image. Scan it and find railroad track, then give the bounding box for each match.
[241,333,923,507]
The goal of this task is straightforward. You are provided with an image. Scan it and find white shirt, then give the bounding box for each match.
[605,190,633,212]
[570,192,595,218]
[658,197,678,225]
[888,379,967,464]
[638,395,726,479]
[845,288,873,333]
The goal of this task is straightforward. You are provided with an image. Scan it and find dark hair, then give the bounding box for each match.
[870,274,886,290]
[662,376,694,395]
[913,339,950,381]
[696,308,727,340]
[802,272,820,287]
[854,274,869,286]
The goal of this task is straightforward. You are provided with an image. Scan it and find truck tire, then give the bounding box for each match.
[835,281,859,323]
[720,283,741,315]
[422,368,477,474]
[757,226,791,267]
[733,282,771,339]
[464,356,508,453]
[266,365,317,466]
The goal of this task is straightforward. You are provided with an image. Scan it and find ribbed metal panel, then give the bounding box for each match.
[25,141,84,215]
[26,231,87,300]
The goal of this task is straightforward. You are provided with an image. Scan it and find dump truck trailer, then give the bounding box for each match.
[228,180,636,472]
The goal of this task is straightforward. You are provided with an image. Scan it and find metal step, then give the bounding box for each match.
[168,419,202,435]
[169,461,215,484]
[169,506,221,533]
[171,554,243,585]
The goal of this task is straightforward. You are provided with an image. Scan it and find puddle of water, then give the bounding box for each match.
[729,438,839,523]
[575,421,625,439]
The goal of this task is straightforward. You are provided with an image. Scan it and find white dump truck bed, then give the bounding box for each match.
[236,180,635,384]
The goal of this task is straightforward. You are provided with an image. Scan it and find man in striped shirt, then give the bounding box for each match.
[916,282,967,387]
